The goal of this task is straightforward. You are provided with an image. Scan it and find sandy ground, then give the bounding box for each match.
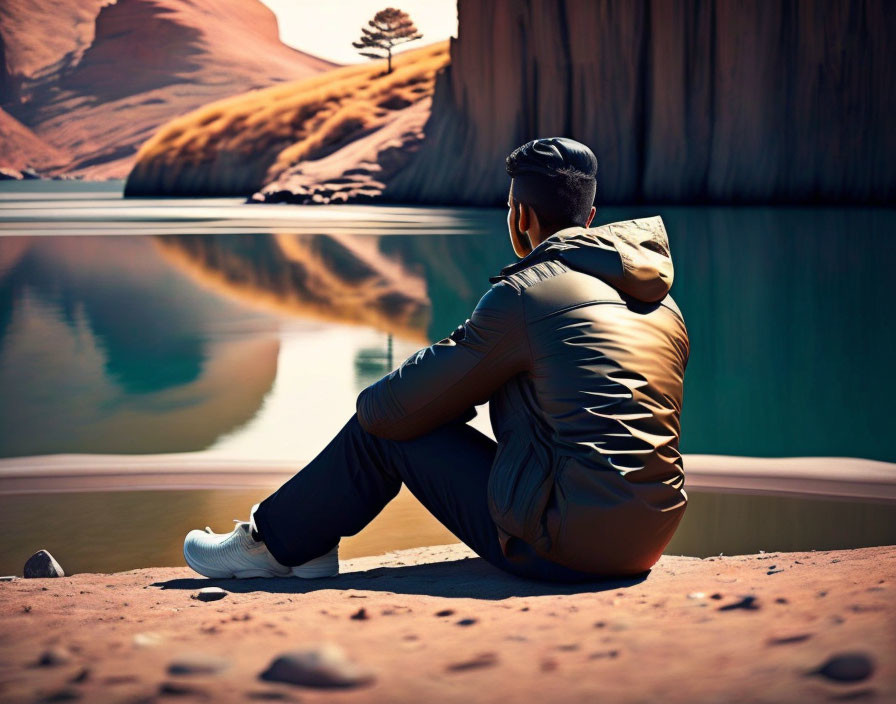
[0,543,893,704]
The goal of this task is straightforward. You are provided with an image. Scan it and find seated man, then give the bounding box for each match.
[184,137,690,583]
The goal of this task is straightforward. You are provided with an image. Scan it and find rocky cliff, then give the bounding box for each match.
[124,41,448,198]
[383,0,895,205]
[0,0,336,178]
[0,108,66,174]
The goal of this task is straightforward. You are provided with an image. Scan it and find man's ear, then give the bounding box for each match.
[518,201,531,233]
[508,198,532,257]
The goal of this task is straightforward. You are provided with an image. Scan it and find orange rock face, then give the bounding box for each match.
[0,108,66,172]
[0,0,337,178]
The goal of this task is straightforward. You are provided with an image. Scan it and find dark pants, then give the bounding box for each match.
[252,412,600,583]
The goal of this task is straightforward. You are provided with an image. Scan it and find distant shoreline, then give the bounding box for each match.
[0,452,893,503]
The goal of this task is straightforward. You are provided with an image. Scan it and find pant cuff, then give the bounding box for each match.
[251,500,294,567]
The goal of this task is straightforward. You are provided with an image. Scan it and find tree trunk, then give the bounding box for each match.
[387,49,392,74]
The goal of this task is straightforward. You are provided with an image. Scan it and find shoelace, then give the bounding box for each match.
[203,519,248,534]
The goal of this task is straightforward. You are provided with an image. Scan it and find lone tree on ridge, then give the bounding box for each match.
[351,7,423,75]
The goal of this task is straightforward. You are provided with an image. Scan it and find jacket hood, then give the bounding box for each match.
[489,215,674,303]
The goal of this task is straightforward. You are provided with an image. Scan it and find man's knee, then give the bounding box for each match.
[344,411,384,443]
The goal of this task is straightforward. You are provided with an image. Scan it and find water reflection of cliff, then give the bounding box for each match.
[152,229,514,344]
[154,233,430,344]
[0,236,279,457]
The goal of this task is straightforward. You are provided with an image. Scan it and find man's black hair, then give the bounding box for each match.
[505,137,598,230]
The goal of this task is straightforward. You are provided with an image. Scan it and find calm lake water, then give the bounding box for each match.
[2,181,894,461]
[0,181,894,573]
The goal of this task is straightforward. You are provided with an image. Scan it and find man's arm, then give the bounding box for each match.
[356,281,529,441]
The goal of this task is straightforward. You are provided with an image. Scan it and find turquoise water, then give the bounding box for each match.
[1,181,894,462]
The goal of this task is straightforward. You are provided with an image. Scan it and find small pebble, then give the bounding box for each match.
[457,618,477,626]
[24,550,64,578]
[193,587,227,602]
[687,592,706,599]
[133,632,164,647]
[540,657,558,672]
[350,607,369,620]
[103,676,138,686]
[246,691,292,700]
[69,668,90,683]
[168,653,230,676]
[435,609,455,617]
[259,643,375,688]
[37,648,71,667]
[158,681,204,696]
[446,652,498,672]
[589,649,620,659]
[42,687,80,701]
[767,633,812,646]
[810,652,875,683]
[718,595,760,611]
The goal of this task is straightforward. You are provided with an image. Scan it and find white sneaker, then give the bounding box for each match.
[183,519,340,579]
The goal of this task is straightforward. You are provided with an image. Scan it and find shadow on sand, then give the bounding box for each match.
[151,555,649,600]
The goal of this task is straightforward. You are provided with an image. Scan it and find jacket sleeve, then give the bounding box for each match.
[356,281,529,441]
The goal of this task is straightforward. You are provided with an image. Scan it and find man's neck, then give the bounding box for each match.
[530,223,583,250]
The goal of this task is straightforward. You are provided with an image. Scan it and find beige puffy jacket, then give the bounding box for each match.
[357,216,689,576]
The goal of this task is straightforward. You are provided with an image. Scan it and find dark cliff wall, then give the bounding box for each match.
[385,0,896,205]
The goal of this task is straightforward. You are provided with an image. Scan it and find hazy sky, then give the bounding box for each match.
[260,0,458,65]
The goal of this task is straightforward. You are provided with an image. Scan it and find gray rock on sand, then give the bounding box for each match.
[810,652,875,683]
[259,643,376,688]
[168,653,230,676]
[193,587,227,602]
[24,551,65,578]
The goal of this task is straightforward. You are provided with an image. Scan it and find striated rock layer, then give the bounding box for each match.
[383,0,896,205]
[0,0,336,178]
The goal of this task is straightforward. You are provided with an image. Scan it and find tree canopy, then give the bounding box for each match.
[351,7,423,74]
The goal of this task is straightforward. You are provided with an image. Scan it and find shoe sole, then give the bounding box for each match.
[183,542,339,579]
[182,542,289,579]
[290,545,339,579]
